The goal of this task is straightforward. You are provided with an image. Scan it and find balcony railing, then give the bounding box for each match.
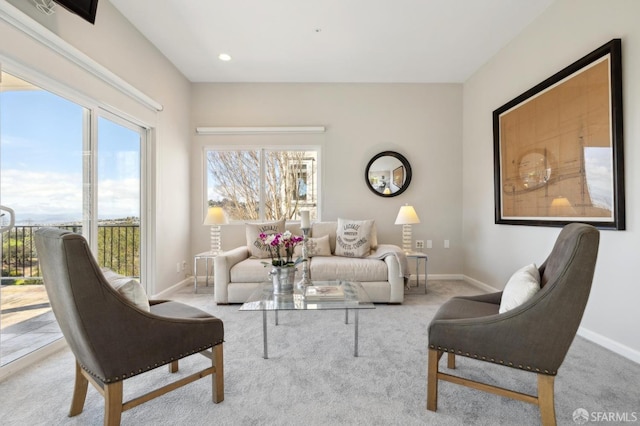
[1,224,140,283]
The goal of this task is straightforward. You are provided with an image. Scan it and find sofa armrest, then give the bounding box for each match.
[383,248,405,303]
[214,246,250,303]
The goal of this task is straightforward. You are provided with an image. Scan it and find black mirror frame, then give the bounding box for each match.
[365,151,412,198]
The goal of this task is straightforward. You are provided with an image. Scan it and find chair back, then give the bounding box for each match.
[524,223,600,369]
[34,227,140,381]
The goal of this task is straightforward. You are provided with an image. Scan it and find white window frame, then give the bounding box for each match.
[0,60,155,291]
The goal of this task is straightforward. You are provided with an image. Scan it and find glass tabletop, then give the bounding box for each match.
[239,280,374,311]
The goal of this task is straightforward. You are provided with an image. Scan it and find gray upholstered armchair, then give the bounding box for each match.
[34,228,224,426]
[427,223,599,426]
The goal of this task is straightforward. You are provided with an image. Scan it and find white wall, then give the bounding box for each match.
[462,0,640,362]
[190,83,463,275]
[0,0,192,294]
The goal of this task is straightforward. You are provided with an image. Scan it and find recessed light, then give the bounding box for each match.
[218,53,232,61]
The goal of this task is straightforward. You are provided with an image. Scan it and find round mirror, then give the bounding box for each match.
[365,151,412,197]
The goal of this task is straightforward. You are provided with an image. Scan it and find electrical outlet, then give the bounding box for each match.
[426,240,433,249]
[415,240,424,249]
[182,261,187,271]
[444,239,450,249]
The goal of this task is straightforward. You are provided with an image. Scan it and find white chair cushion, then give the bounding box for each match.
[101,268,150,312]
[499,263,541,313]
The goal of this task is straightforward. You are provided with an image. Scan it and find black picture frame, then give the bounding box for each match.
[493,39,624,230]
[392,166,404,188]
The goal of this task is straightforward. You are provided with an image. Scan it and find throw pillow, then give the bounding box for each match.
[246,218,286,258]
[293,234,332,257]
[101,268,150,312]
[334,218,374,258]
[499,263,541,314]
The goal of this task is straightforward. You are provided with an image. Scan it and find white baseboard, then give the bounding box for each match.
[463,275,501,293]
[578,326,640,364]
[0,338,67,382]
[152,277,192,299]
[427,273,465,281]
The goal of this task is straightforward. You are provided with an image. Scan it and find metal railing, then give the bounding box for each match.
[1,225,140,283]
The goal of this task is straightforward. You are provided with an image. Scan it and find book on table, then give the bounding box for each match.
[304,285,345,301]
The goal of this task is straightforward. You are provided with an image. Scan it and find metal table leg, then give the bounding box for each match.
[193,257,198,292]
[354,310,359,357]
[205,257,211,287]
[263,310,268,359]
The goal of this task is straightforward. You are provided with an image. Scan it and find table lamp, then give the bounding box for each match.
[203,206,227,254]
[394,204,420,253]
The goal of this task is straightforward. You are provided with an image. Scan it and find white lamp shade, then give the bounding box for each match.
[394,205,420,225]
[203,206,227,225]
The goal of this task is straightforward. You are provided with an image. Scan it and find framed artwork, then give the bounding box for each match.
[493,39,625,230]
[392,166,404,189]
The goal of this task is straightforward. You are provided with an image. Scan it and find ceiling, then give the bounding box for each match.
[109,0,555,83]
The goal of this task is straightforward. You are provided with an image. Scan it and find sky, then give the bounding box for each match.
[0,82,140,225]
[584,147,614,212]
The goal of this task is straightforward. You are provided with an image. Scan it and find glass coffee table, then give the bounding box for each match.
[239,281,375,358]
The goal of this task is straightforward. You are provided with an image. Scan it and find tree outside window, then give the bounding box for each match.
[206,149,318,222]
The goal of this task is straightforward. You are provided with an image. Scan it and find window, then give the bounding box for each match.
[206,148,319,222]
[0,70,148,367]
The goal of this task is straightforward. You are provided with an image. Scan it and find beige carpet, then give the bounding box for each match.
[1,280,639,426]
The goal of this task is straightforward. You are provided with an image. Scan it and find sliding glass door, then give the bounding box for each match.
[0,71,146,367]
[96,115,142,278]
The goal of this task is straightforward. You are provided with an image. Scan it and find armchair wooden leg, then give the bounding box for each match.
[538,374,556,426]
[427,348,440,411]
[69,360,89,417]
[169,360,179,373]
[104,381,123,426]
[447,352,456,369]
[212,343,224,403]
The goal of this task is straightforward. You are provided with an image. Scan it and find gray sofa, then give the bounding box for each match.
[214,221,406,304]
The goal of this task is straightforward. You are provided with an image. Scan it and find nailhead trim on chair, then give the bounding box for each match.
[429,344,557,375]
[81,338,224,383]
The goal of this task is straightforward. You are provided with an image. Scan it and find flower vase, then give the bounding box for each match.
[270,266,296,295]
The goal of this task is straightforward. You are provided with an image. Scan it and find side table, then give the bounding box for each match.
[194,251,217,293]
[406,252,428,294]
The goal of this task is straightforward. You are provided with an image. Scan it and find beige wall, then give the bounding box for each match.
[0,0,192,294]
[190,83,464,275]
[462,0,640,361]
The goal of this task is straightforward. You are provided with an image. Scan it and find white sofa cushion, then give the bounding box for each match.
[246,218,286,258]
[230,258,302,282]
[335,218,374,258]
[311,221,377,253]
[230,258,273,282]
[311,221,338,253]
[294,235,332,257]
[310,255,388,282]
